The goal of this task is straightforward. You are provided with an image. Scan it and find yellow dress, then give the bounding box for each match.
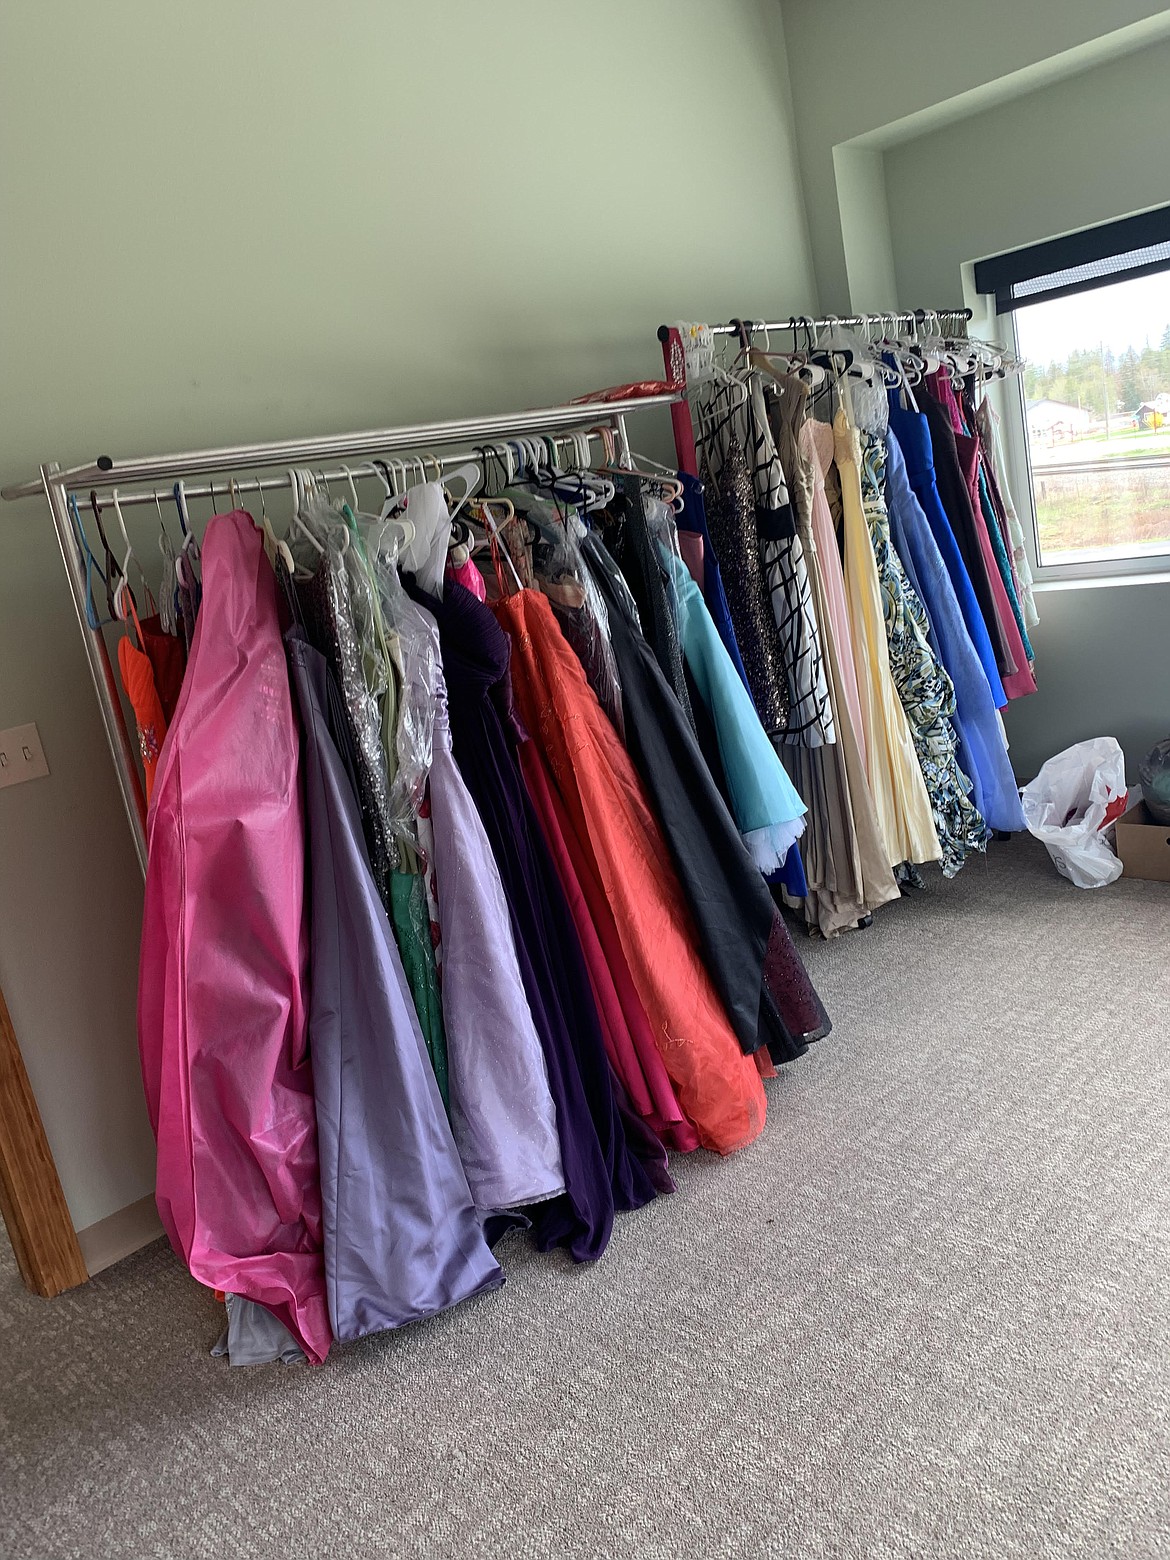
[834,406,940,867]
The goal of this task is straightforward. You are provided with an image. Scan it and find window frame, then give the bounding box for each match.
[998,303,1170,588]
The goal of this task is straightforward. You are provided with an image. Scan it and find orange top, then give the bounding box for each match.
[119,623,168,803]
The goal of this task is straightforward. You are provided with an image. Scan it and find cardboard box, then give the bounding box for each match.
[1114,801,1170,883]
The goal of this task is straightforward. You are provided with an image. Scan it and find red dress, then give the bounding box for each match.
[520,740,699,1154]
[493,588,766,1155]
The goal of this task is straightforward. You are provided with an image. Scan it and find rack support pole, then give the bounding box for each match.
[41,464,148,874]
[658,327,699,476]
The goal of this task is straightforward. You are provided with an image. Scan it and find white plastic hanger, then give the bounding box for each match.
[174,478,201,590]
[444,460,482,523]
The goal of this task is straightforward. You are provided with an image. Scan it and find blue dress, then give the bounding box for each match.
[884,434,1026,835]
[669,550,807,877]
[886,387,1007,710]
[286,629,503,1342]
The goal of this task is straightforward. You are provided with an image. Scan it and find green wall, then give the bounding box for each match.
[779,0,1170,310]
[882,41,1170,779]
[0,0,815,1235]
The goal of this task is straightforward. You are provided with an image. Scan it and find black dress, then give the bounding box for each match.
[919,390,1014,677]
[417,579,657,1261]
[582,533,830,1063]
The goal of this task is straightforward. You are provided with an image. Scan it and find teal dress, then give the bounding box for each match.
[669,550,807,876]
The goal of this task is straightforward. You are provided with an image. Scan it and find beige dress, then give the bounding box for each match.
[833,406,940,867]
[756,358,899,934]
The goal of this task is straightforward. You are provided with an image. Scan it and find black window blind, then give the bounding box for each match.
[973,205,1170,314]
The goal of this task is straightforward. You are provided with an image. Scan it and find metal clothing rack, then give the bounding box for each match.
[656,309,973,474]
[1,391,681,872]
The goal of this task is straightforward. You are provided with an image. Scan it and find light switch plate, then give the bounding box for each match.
[0,723,50,789]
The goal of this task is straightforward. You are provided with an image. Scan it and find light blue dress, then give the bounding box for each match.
[669,550,807,874]
[884,433,1026,834]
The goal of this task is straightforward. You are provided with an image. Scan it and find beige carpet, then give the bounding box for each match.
[2,835,1168,1560]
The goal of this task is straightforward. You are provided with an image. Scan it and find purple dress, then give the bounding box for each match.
[419,579,658,1263]
[406,598,567,1215]
[286,629,503,1341]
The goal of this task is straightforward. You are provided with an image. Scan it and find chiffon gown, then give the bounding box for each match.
[419,578,657,1261]
[403,598,567,1215]
[492,584,770,1154]
[138,510,332,1366]
[286,629,503,1340]
[884,431,1027,835]
[519,732,698,1154]
[832,410,941,868]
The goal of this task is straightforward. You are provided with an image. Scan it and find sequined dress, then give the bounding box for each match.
[702,433,790,736]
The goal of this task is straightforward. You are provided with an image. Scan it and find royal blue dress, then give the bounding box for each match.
[884,434,1026,834]
[886,387,1007,709]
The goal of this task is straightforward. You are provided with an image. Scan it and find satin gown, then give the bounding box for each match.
[886,385,1007,709]
[287,629,503,1340]
[138,510,331,1365]
[492,585,769,1154]
[833,411,941,868]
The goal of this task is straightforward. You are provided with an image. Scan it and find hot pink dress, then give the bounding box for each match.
[138,510,331,1365]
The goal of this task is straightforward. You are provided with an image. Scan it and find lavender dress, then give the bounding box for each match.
[407,598,566,1215]
[286,629,503,1342]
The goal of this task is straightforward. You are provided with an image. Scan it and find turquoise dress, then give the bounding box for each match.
[669,551,807,875]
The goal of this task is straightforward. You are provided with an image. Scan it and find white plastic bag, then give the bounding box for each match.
[1020,737,1128,889]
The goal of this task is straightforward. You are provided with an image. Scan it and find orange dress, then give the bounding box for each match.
[493,588,766,1155]
[119,621,168,802]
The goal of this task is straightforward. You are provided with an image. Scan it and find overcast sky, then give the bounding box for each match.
[1011,270,1170,366]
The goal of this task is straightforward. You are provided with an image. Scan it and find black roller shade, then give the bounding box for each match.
[974,205,1170,314]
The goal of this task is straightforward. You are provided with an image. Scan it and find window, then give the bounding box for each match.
[975,207,1170,575]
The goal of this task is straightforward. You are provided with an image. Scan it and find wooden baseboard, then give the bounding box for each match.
[0,982,89,1296]
[76,1194,163,1276]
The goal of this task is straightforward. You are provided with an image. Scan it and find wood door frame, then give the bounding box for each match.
[0,979,88,1295]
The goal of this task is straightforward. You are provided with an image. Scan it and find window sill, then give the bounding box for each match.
[1033,569,1170,592]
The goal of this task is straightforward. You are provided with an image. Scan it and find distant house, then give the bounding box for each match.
[1026,399,1095,442]
[1135,393,1170,430]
